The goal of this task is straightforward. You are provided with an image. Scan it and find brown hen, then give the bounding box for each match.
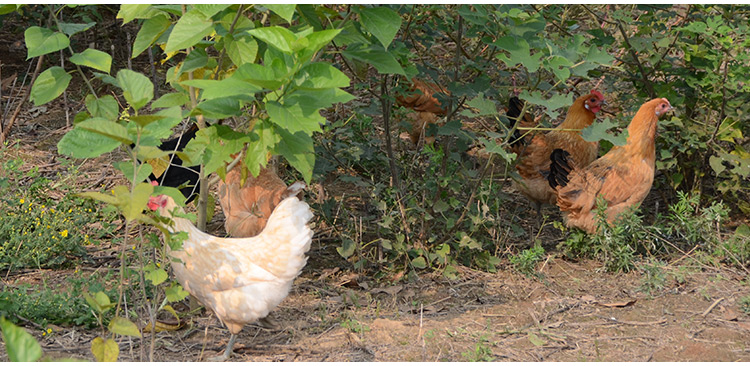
[395,78,450,145]
[510,90,606,214]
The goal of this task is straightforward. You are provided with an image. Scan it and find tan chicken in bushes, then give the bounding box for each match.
[218,161,305,237]
[548,97,673,233]
[509,90,606,215]
[148,188,313,361]
[395,78,450,145]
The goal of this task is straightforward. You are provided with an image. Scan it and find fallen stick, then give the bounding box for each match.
[701,297,724,317]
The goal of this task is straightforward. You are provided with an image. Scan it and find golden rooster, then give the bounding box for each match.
[395,78,450,145]
[509,90,606,215]
[547,97,673,233]
[147,191,313,360]
[217,162,304,238]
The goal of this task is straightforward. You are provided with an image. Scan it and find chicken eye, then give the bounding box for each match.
[661,104,666,108]
[590,98,596,102]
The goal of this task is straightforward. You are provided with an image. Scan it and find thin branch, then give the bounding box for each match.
[616,21,655,98]
[0,56,44,145]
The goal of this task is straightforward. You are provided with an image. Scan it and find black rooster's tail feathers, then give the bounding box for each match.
[548,148,573,189]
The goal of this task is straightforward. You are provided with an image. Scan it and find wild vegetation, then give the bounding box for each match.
[0,4,748,362]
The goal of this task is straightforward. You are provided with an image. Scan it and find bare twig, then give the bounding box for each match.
[0,55,44,145]
[701,297,724,317]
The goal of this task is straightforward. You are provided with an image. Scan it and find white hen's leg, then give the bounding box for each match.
[207,333,237,362]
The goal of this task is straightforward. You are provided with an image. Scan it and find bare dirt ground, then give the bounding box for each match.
[2,15,750,363]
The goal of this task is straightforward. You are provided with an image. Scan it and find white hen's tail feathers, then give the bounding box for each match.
[257,196,314,279]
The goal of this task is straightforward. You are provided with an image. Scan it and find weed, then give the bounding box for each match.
[461,335,495,362]
[340,316,370,334]
[739,296,750,314]
[509,243,545,278]
[638,259,667,295]
[0,271,117,328]
[0,155,114,271]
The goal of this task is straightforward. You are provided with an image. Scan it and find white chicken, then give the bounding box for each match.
[147,192,313,361]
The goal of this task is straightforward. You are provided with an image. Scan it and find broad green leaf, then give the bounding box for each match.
[275,127,314,183]
[518,90,573,120]
[137,146,169,160]
[266,101,323,134]
[165,9,214,53]
[264,4,295,22]
[286,88,355,109]
[196,125,249,175]
[248,26,296,54]
[78,191,120,205]
[0,317,42,362]
[91,337,118,362]
[358,6,401,50]
[58,127,121,158]
[117,69,154,111]
[144,266,168,286]
[580,117,628,146]
[193,96,242,119]
[546,55,573,82]
[92,71,119,88]
[114,161,153,184]
[58,22,95,36]
[85,95,119,121]
[130,114,167,127]
[411,256,427,269]
[25,26,70,59]
[342,47,405,75]
[226,36,258,66]
[70,48,112,73]
[709,155,725,175]
[29,67,71,106]
[297,4,324,31]
[479,137,516,163]
[152,92,190,109]
[462,93,497,117]
[83,291,114,314]
[132,14,171,58]
[494,36,541,73]
[244,119,278,176]
[180,48,208,74]
[0,4,22,15]
[178,128,209,166]
[180,78,261,100]
[120,182,155,222]
[165,283,190,302]
[234,63,283,89]
[77,118,132,144]
[336,238,356,259]
[117,4,164,24]
[301,29,341,56]
[294,62,350,89]
[193,4,230,19]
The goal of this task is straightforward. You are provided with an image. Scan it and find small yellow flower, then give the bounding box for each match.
[60,229,68,238]
[19,198,24,204]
